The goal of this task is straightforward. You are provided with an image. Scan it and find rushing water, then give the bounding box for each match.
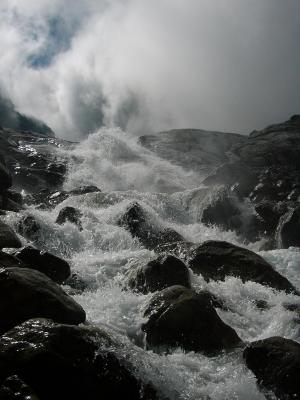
[5,128,300,400]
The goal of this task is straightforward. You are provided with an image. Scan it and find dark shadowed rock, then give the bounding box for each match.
[125,255,191,294]
[69,185,101,195]
[0,318,158,400]
[0,220,22,249]
[0,161,12,193]
[0,375,39,400]
[12,246,71,284]
[118,202,184,250]
[0,267,85,334]
[202,161,257,198]
[188,241,297,293]
[18,215,40,241]
[56,206,82,230]
[0,251,22,268]
[142,285,241,354]
[254,200,287,235]
[243,336,300,400]
[276,206,300,248]
[201,186,242,232]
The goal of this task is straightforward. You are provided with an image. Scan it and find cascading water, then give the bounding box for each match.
[5,127,300,400]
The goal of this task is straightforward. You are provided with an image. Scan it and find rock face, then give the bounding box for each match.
[56,206,82,230]
[276,206,300,248]
[12,246,71,284]
[243,336,300,400]
[125,255,191,294]
[0,319,157,400]
[188,241,297,293]
[139,129,245,176]
[0,220,22,249]
[0,267,85,334]
[118,202,184,250]
[142,285,241,353]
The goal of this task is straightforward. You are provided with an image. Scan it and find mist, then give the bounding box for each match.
[0,0,299,139]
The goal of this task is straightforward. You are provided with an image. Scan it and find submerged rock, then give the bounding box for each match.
[0,267,85,334]
[188,241,297,293]
[118,202,184,250]
[56,206,82,230]
[243,336,300,400]
[0,220,22,249]
[0,318,158,400]
[12,246,71,284]
[142,285,241,354]
[125,255,191,294]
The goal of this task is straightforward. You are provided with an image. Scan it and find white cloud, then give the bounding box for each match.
[0,0,299,138]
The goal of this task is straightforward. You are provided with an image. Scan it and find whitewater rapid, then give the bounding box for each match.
[5,128,300,400]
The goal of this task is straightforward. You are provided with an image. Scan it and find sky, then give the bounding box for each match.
[0,0,299,139]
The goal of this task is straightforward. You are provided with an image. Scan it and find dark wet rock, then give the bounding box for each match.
[276,206,300,249]
[69,185,101,195]
[201,186,242,232]
[17,215,40,241]
[0,375,39,400]
[56,206,82,230]
[25,187,101,210]
[142,285,241,354]
[202,161,257,198]
[0,318,158,400]
[254,201,288,235]
[0,251,23,268]
[0,220,22,249]
[12,246,71,284]
[118,202,184,250]
[243,336,300,400]
[0,128,72,193]
[125,255,191,294]
[64,273,94,294]
[0,161,12,193]
[188,241,297,294]
[0,267,85,334]
[24,189,69,209]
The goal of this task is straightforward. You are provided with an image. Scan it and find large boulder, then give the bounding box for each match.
[12,246,71,284]
[243,336,300,400]
[188,241,297,293]
[125,255,191,294]
[0,220,22,249]
[0,319,157,400]
[276,206,300,248]
[118,202,184,250]
[142,285,241,354]
[0,267,85,334]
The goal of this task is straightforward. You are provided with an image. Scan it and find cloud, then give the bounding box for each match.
[0,0,299,139]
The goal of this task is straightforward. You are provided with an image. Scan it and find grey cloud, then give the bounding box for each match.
[0,0,299,139]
